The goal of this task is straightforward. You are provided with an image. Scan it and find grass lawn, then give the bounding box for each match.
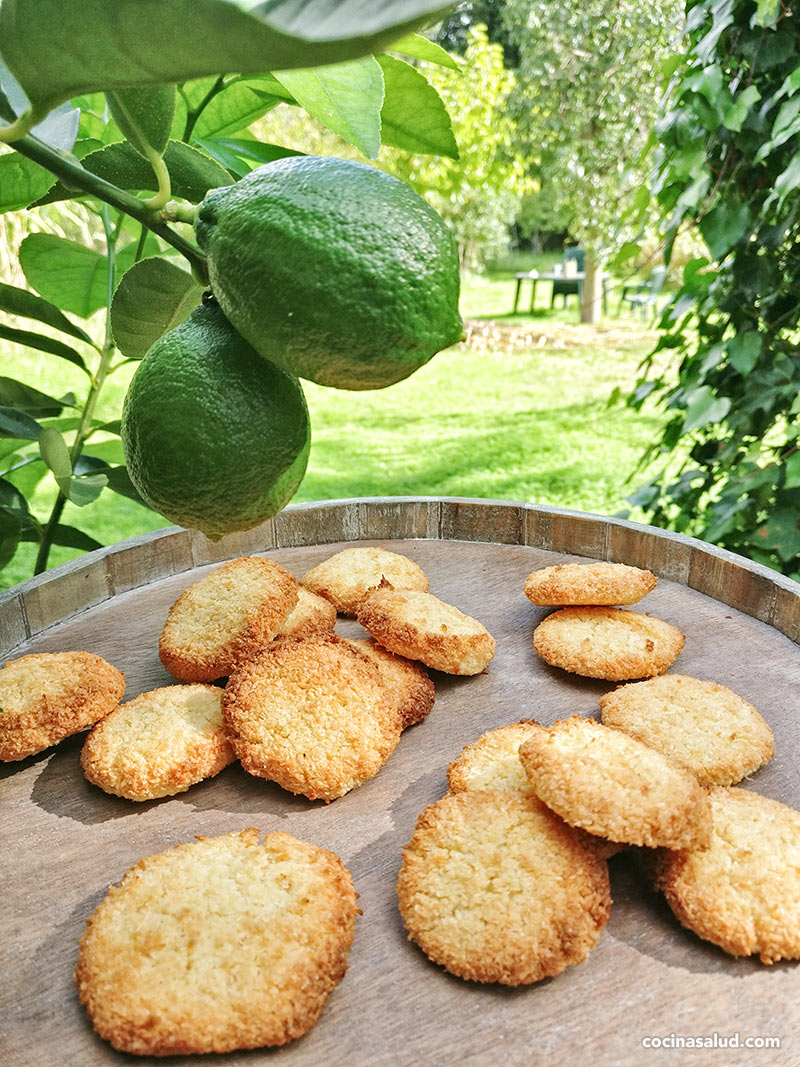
[0,269,664,589]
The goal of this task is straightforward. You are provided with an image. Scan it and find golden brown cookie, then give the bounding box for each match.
[599,674,774,786]
[276,586,337,640]
[357,585,495,676]
[159,556,298,682]
[524,561,657,606]
[533,606,684,680]
[0,651,125,762]
[653,788,800,964]
[75,828,358,1055]
[396,790,611,985]
[345,637,434,728]
[518,716,711,849]
[223,634,402,801]
[300,546,429,615]
[81,685,235,801]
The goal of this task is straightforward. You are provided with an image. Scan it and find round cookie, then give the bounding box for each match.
[653,788,800,964]
[159,555,298,682]
[599,674,774,786]
[346,637,435,728]
[0,651,125,762]
[533,606,685,680]
[75,828,358,1055]
[300,546,429,615]
[396,790,611,985]
[524,561,657,606]
[81,685,235,801]
[357,585,495,676]
[518,716,711,849]
[276,586,337,640]
[223,634,402,801]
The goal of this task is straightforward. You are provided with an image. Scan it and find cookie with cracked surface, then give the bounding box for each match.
[599,674,774,786]
[524,561,657,606]
[396,790,611,985]
[357,585,495,676]
[223,634,402,801]
[159,556,298,682]
[81,685,235,801]
[345,637,434,728]
[0,651,125,762]
[300,545,429,616]
[276,586,336,640]
[533,606,684,680]
[653,788,800,964]
[75,828,358,1055]
[518,716,711,849]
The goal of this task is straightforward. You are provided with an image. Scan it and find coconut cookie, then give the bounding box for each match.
[524,561,657,606]
[276,586,337,640]
[0,651,125,762]
[599,674,774,786]
[81,685,235,801]
[300,545,429,616]
[159,556,298,682]
[223,634,402,801]
[653,788,800,964]
[75,828,358,1055]
[518,717,711,850]
[357,585,495,676]
[533,606,684,680]
[396,790,611,985]
[346,637,435,728]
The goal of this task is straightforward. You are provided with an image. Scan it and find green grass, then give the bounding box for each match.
[0,272,663,589]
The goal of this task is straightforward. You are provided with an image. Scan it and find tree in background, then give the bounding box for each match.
[502,0,681,321]
[627,0,800,578]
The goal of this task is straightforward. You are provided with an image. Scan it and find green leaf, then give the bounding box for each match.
[612,242,642,269]
[377,54,458,158]
[0,406,41,440]
[194,136,301,178]
[753,0,781,27]
[762,508,800,562]
[111,257,204,359]
[104,465,146,505]
[681,386,731,433]
[38,426,71,494]
[390,33,461,70]
[773,155,800,207]
[783,451,800,489]
[722,84,761,132]
[19,522,102,551]
[727,332,761,375]
[68,471,108,506]
[0,281,94,344]
[192,76,295,139]
[0,508,20,570]
[106,85,176,158]
[0,150,57,212]
[19,234,109,318]
[0,378,74,417]
[0,0,452,109]
[273,57,384,159]
[0,322,90,374]
[699,201,751,260]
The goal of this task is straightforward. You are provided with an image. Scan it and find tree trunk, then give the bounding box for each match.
[581,257,603,323]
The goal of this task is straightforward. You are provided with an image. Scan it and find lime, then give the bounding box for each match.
[194,156,463,390]
[121,299,310,539]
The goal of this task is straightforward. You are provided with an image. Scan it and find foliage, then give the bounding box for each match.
[627,0,800,578]
[385,25,533,270]
[434,0,519,64]
[0,0,460,582]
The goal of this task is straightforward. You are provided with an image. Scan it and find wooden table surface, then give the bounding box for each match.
[1,503,798,1066]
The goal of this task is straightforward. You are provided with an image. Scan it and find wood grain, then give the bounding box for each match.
[1,500,799,1067]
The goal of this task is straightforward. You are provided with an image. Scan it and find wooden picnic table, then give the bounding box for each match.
[513,269,609,316]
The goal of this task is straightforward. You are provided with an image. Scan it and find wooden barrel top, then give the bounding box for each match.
[1,498,798,1066]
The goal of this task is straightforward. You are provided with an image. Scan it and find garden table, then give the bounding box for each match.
[512,269,610,316]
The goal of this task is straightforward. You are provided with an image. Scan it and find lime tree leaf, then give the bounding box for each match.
[19,235,109,318]
[105,465,146,505]
[0,323,90,374]
[377,55,458,158]
[18,522,103,551]
[0,281,94,344]
[106,85,176,158]
[0,151,56,212]
[273,57,384,159]
[194,136,301,177]
[0,508,20,570]
[38,426,72,493]
[0,54,80,149]
[681,386,732,433]
[389,33,461,70]
[722,84,761,132]
[699,200,750,260]
[0,406,41,440]
[0,0,452,109]
[727,331,761,375]
[111,257,204,359]
[192,76,296,139]
[0,378,74,417]
[762,508,800,562]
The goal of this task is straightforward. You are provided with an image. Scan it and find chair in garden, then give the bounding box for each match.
[620,266,667,319]
[550,247,585,308]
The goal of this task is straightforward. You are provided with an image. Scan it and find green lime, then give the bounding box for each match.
[121,299,310,539]
[194,156,463,390]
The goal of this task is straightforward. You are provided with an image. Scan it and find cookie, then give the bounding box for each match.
[396,790,611,985]
[81,685,235,801]
[276,586,337,640]
[524,561,657,606]
[653,788,800,964]
[533,606,684,680]
[518,716,711,849]
[75,828,358,1055]
[357,585,495,676]
[159,556,298,682]
[300,546,429,615]
[0,651,125,762]
[599,674,774,786]
[346,637,434,728]
[223,634,402,801]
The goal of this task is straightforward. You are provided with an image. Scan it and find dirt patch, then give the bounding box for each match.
[461,317,657,355]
